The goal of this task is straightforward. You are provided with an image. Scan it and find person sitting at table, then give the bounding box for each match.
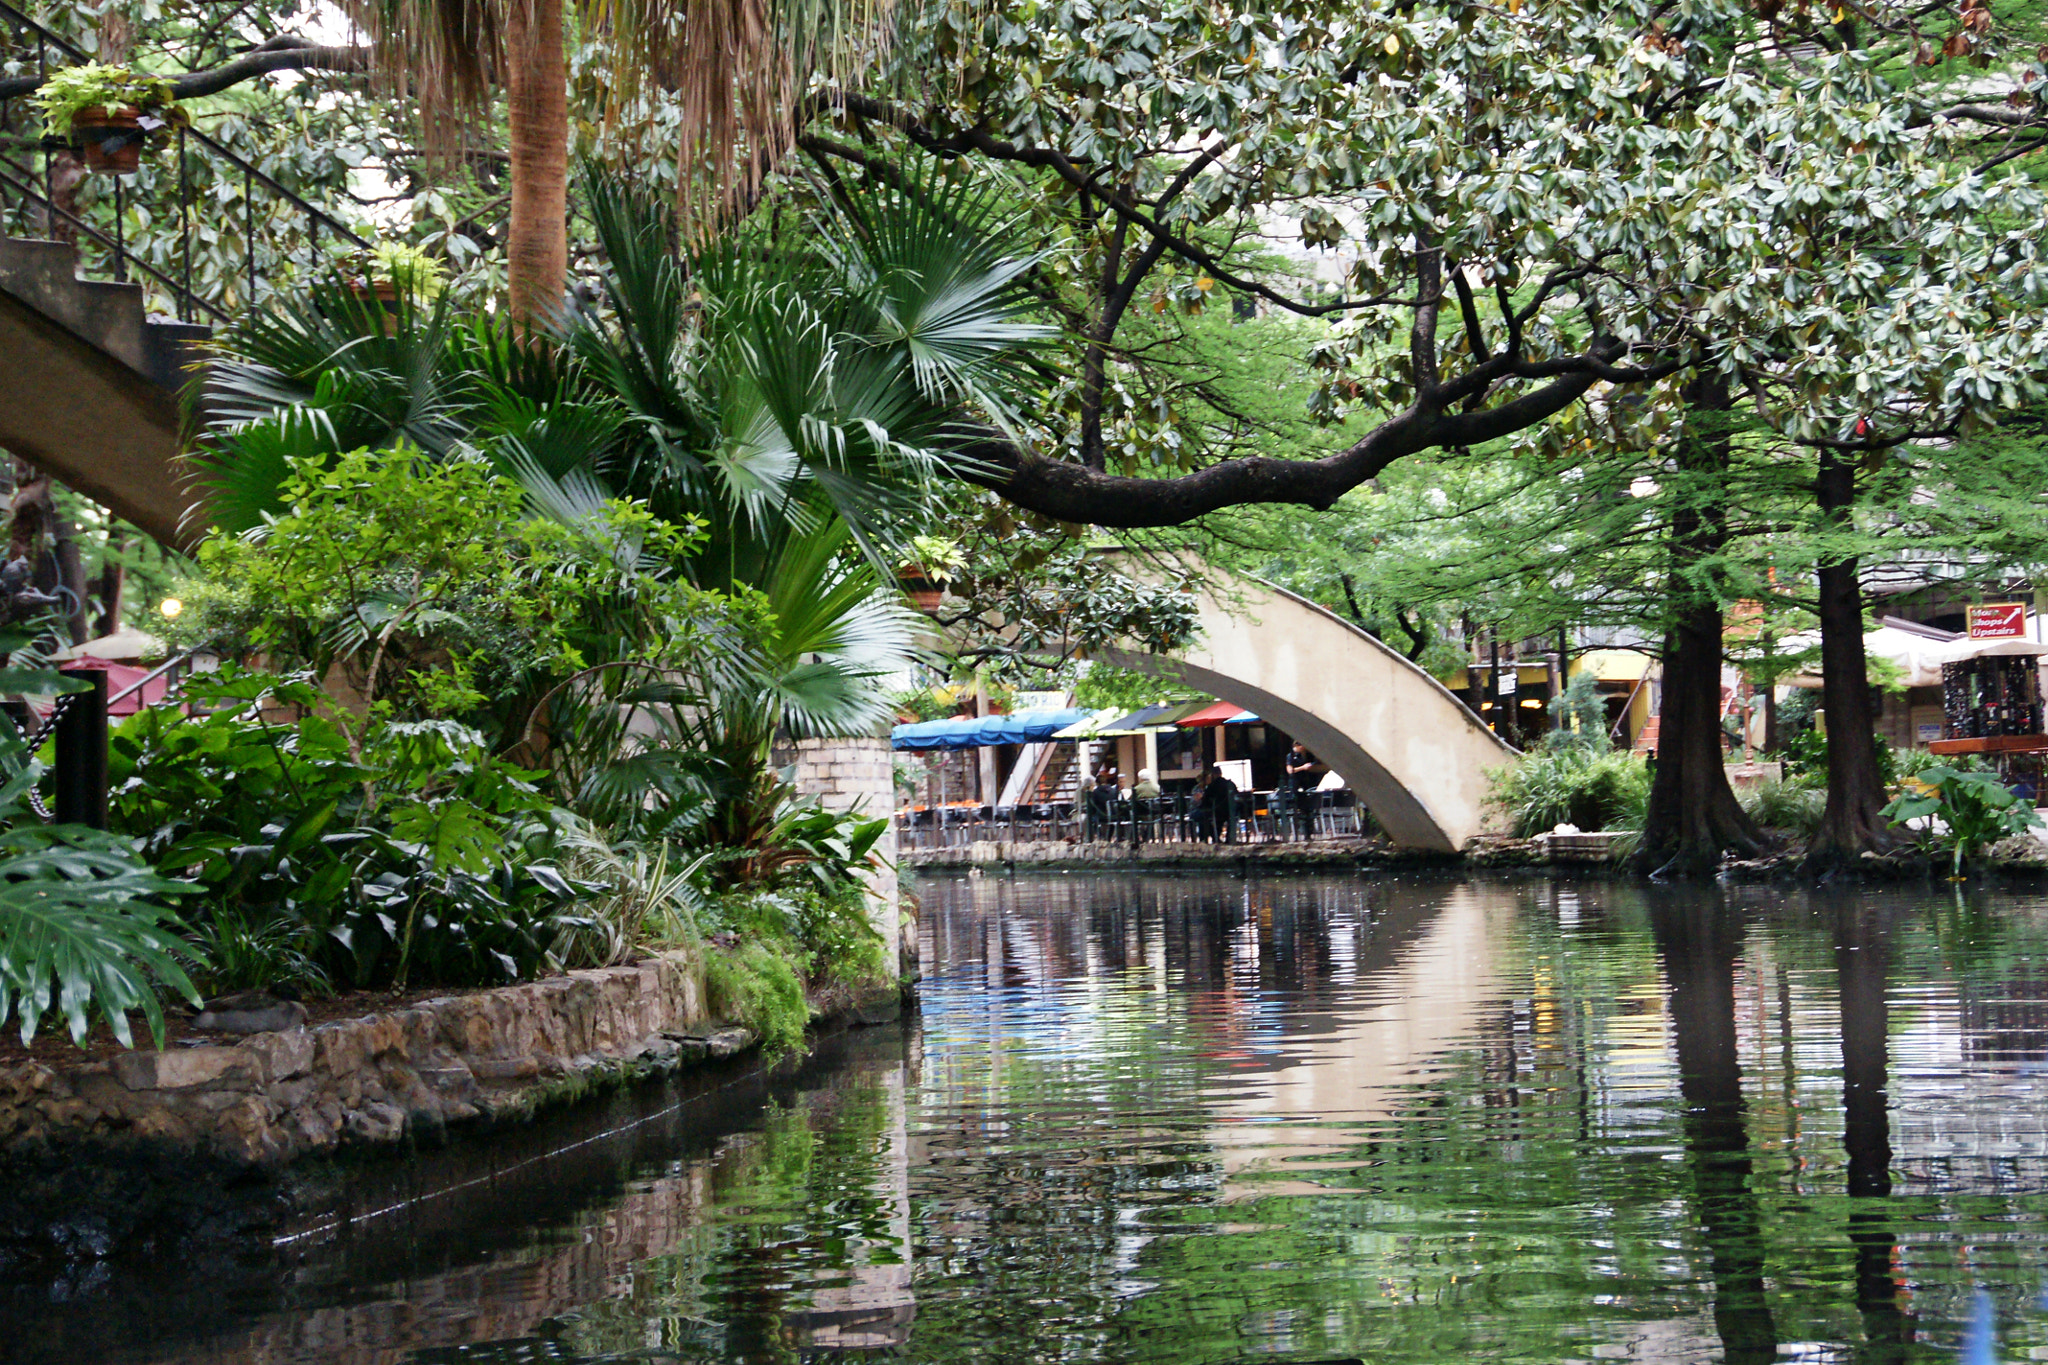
[1129,768,1162,845]
[1085,769,1119,841]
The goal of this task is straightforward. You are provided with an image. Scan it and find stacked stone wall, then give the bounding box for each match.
[780,734,903,973]
[0,952,752,1166]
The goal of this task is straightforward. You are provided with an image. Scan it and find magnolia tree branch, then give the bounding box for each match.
[953,348,1622,526]
[0,35,371,102]
[818,92,1413,318]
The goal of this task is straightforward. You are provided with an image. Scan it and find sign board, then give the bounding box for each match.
[1013,690,1072,712]
[1497,667,1518,696]
[1968,602,2028,639]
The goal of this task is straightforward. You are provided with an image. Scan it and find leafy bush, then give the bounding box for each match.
[33,62,176,135]
[705,941,808,1056]
[1739,779,1826,835]
[1882,765,2044,877]
[1780,729,1898,792]
[109,669,593,993]
[551,823,709,969]
[1545,671,1612,753]
[696,873,889,1051]
[1490,748,1650,837]
[1890,745,1987,786]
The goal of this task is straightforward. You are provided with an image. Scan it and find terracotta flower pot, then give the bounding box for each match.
[898,573,943,612]
[71,106,145,174]
[347,279,403,335]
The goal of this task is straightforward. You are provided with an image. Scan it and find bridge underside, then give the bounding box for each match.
[1098,569,1516,853]
[0,237,203,548]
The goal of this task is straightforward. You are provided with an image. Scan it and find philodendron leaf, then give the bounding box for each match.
[0,825,200,1048]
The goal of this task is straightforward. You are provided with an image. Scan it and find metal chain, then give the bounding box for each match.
[11,690,79,824]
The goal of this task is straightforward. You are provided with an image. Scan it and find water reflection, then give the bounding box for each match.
[15,872,2048,1363]
[1649,894,1778,1363]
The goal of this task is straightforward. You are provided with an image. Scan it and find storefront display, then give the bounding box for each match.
[1941,654,2044,740]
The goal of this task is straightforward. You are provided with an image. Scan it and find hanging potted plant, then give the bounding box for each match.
[34,62,181,175]
[899,535,965,612]
[336,241,446,334]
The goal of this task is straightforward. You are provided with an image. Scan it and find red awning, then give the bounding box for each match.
[1177,701,1254,727]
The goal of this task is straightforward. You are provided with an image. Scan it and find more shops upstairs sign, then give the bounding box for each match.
[1968,602,2028,639]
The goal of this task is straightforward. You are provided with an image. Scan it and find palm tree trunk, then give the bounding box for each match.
[504,0,568,333]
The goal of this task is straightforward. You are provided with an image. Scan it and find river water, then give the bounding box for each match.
[19,870,2048,1363]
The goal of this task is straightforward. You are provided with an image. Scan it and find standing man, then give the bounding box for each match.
[1282,741,1320,839]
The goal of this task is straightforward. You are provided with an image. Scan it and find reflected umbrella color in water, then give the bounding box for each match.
[17,872,2048,1362]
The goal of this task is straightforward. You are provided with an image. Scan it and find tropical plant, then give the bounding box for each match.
[1880,765,2044,878]
[0,641,200,1047]
[339,240,448,300]
[172,445,730,760]
[184,166,1038,884]
[551,822,712,968]
[108,669,594,992]
[32,62,176,134]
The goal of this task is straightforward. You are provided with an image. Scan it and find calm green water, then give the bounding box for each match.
[30,871,2048,1362]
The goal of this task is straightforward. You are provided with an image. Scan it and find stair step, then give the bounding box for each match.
[0,232,210,390]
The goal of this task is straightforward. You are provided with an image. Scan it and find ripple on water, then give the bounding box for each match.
[23,873,2048,1364]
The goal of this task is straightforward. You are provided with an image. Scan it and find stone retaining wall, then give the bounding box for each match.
[0,952,751,1166]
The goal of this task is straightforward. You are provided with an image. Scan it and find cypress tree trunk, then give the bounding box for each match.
[1808,448,1893,868]
[1636,375,1765,876]
[503,0,568,333]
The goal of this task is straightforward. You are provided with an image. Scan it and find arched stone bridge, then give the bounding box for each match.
[1095,562,1517,852]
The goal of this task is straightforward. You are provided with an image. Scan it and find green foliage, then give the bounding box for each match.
[705,941,809,1056]
[0,641,200,1048]
[551,825,709,969]
[1490,749,1651,838]
[1545,672,1611,755]
[0,818,200,1049]
[1738,780,1826,836]
[340,241,447,300]
[109,669,592,992]
[1882,765,2044,877]
[1075,663,1188,712]
[172,448,699,741]
[33,62,175,134]
[1782,731,1898,792]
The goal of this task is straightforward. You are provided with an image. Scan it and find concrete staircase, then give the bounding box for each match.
[0,236,209,547]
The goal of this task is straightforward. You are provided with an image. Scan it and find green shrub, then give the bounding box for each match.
[1490,748,1650,837]
[339,241,446,300]
[706,941,808,1056]
[1780,730,1898,791]
[109,668,594,994]
[1739,779,1825,835]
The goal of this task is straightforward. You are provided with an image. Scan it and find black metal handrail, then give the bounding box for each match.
[107,647,208,709]
[0,0,367,324]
